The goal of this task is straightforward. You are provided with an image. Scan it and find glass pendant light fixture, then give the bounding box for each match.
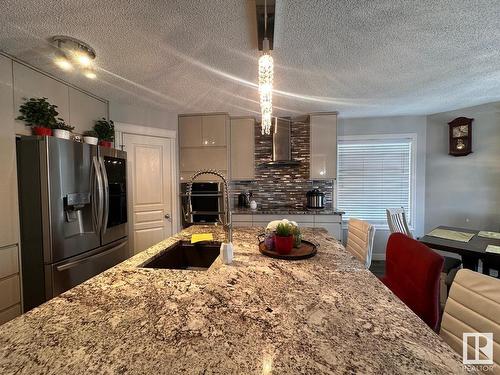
[258,0,273,135]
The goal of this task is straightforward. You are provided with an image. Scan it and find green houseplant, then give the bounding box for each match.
[82,130,99,145]
[274,222,294,254]
[52,122,75,140]
[93,118,115,147]
[16,97,64,136]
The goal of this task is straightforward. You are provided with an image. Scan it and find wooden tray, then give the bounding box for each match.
[258,238,318,260]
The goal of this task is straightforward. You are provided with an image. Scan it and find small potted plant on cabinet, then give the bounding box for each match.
[16,97,63,136]
[82,130,99,145]
[274,222,295,255]
[52,122,75,139]
[93,117,115,147]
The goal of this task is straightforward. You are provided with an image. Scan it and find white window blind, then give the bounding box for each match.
[337,138,414,226]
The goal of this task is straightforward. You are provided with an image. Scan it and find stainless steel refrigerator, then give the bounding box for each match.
[17,136,129,311]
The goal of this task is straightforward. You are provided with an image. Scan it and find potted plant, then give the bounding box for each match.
[93,117,115,147]
[82,130,99,145]
[16,97,63,136]
[52,122,75,140]
[274,222,294,255]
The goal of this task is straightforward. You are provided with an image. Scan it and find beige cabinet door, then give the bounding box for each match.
[179,116,202,147]
[230,117,255,180]
[123,134,174,254]
[13,62,70,135]
[310,113,337,179]
[68,88,107,134]
[0,56,19,247]
[202,115,226,146]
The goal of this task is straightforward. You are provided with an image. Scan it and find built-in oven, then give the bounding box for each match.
[180,182,224,228]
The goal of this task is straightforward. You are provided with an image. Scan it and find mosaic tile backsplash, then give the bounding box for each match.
[231,119,334,209]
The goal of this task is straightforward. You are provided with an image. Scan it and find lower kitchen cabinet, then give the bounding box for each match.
[232,214,343,241]
[0,244,21,324]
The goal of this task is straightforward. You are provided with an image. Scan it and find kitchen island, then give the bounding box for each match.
[0,226,464,374]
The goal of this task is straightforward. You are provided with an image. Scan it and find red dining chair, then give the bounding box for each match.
[380,233,444,331]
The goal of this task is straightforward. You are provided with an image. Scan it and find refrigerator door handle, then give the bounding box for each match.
[93,156,104,232]
[99,156,109,234]
[55,240,128,272]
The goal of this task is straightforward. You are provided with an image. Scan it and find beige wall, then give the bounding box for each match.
[425,102,500,232]
[109,102,177,131]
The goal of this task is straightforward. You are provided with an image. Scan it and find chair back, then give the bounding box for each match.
[440,269,500,372]
[381,233,444,331]
[386,207,412,238]
[346,218,376,268]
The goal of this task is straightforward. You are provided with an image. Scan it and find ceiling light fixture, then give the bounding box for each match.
[258,0,274,135]
[51,35,96,76]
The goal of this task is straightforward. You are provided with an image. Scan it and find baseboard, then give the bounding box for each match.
[372,253,386,261]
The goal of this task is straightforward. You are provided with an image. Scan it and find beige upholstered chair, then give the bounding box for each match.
[346,218,376,268]
[440,269,500,372]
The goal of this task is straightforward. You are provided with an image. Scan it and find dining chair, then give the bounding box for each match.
[380,233,444,331]
[346,218,376,269]
[440,269,499,372]
[386,207,462,301]
[386,207,412,237]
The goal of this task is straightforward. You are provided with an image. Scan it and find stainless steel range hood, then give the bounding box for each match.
[265,118,300,166]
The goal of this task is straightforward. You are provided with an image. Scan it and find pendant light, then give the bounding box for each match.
[258,0,274,135]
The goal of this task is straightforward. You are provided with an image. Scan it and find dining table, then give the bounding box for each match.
[419,225,500,276]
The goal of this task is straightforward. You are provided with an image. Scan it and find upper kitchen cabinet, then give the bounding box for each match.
[310,113,337,180]
[69,88,107,134]
[179,114,228,148]
[178,113,229,181]
[230,117,255,180]
[13,62,69,135]
[0,56,20,248]
[179,115,202,147]
[202,115,227,146]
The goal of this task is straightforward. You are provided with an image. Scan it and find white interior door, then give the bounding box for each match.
[123,134,174,254]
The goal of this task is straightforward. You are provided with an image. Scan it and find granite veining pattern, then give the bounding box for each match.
[0,227,465,374]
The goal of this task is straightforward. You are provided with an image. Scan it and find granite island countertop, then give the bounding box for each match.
[0,226,465,374]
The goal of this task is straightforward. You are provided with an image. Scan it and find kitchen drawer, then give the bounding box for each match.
[0,245,19,279]
[0,303,21,325]
[232,214,253,222]
[314,214,342,224]
[0,275,20,311]
[251,214,314,223]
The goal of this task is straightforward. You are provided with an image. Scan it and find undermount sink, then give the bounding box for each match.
[143,241,221,271]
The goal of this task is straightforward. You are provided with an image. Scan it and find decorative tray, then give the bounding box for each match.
[257,234,318,260]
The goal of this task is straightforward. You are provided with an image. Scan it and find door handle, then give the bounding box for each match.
[92,156,104,232]
[99,157,109,234]
[164,214,170,219]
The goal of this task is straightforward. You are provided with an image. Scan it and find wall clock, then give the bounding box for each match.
[448,117,473,156]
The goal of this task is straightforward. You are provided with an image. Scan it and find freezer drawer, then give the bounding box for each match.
[46,238,128,299]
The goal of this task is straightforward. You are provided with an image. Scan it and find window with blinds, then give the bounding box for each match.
[337,137,414,226]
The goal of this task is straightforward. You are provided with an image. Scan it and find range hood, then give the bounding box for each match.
[264,118,300,166]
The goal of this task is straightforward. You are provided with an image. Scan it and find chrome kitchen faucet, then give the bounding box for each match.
[185,169,232,243]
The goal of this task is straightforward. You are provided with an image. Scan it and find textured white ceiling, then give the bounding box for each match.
[1,0,499,118]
